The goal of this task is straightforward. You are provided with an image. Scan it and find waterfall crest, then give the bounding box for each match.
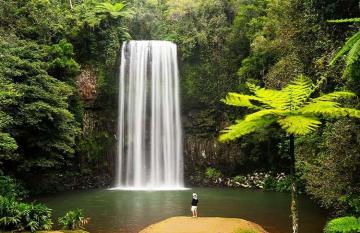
[114,40,184,189]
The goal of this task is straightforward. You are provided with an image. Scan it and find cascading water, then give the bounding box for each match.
[114,40,184,190]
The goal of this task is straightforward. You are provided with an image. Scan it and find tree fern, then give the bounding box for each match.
[219,75,360,233]
[95,2,132,19]
[219,75,360,142]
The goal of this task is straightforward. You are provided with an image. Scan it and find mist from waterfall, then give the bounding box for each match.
[114,40,184,190]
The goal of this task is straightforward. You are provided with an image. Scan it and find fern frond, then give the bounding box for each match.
[345,37,360,66]
[278,115,321,136]
[330,31,360,66]
[300,101,360,118]
[282,76,314,110]
[220,75,360,141]
[314,91,356,101]
[327,18,360,23]
[221,92,262,110]
[219,117,275,142]
[247,83,288,109]
[244,109,287,121]
[95,2,131,19]
[300,101,339,113]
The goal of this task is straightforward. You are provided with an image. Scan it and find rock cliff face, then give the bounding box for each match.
[74,67,117,188]
[76,69,98,106]
[182,107,245,181]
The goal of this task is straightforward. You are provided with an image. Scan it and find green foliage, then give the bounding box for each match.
[348,197,360,214]
[77,130,116,163]
[58,209,89,230]
[0,196,53,232]
[0,76,19,160]
[0,0,132,192]
[205,168,222,181]
[219,72,360,232]
[324,216,360,233]
[48,39,80,79]
[0,34,80,173]
[219,76,360,142]
[0,176,27,200]
[329,31,360,67]
[328,18,360,84]
[233,175,246,184]
[328,18,360,23]
[127,0,240,109]
[274,175,292,193]
[95,2,132,19]
[297,119,360,214]
[263,175,280,191]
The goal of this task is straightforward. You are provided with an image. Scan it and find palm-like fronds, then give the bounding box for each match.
[221,92,262,109]
[247,84,288,110]
[300,91,360,118]
[330,31,360,66]
[327,18,360,23]
[219,75,360,142]
[219,117,275,142]
[282,75,315,111]
[95,2,132,19]
[328,17,360,78]
[278,115,321,135]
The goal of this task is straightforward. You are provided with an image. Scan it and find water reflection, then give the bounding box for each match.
[39,188,328,233]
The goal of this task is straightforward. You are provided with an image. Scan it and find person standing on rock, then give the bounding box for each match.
[191,193,199,218]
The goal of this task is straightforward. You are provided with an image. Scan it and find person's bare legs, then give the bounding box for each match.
[194,209,197,218]
[192,209,195,217]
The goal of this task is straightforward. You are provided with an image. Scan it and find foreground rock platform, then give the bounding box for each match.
[139,216,268,233]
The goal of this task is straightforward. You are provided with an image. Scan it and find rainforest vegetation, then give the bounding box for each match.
[0,0,360,232]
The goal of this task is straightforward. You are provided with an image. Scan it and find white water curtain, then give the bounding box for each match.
[115,41,184,189]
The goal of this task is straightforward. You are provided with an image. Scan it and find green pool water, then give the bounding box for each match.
[38,188,328,233]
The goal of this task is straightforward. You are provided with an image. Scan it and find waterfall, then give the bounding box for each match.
[114,40,184,190]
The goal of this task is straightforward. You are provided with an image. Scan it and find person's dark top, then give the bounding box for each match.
[191,198,199,206]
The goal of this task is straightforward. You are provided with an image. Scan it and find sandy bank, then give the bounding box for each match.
[139,216,268,233]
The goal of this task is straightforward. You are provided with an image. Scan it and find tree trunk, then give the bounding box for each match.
[289,134,298,233]
[69,0,73,9]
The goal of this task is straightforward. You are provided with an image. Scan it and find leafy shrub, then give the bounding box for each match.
[205,168,222,181]
[0,176,17,199]
[0,196,53,232]
[58,209,89,230]
[348,197,360,215]
[233,175,246,184]
[275,175,292,192]
[48,39,80,78]
[263,175,277,190]
[0,176,28,200]
[324,216,360,233]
